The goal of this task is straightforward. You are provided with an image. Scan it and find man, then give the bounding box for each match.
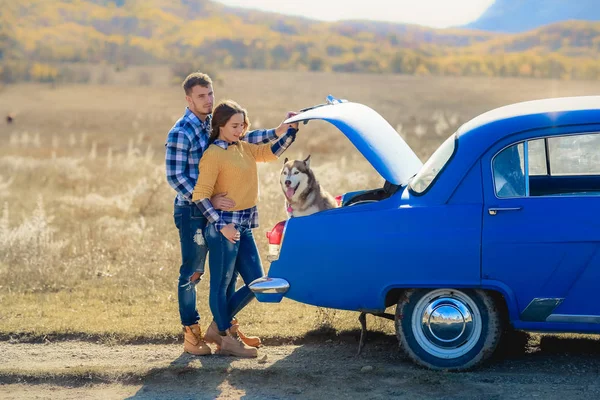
[165,72,298,355]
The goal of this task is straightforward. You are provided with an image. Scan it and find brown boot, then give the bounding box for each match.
[203,320,223,347]
[183,324,211,356]
[230,318,261,348]
[219,329,258,358]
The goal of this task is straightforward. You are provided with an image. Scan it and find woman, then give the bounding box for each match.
[192,100,298,357]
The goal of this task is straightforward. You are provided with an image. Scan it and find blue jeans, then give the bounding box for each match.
[204,223,265,332]
[173,204,240,327]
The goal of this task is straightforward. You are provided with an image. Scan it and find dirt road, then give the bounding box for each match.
[2,333,600,399]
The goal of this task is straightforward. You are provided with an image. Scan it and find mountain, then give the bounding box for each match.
[465,0,600,33]
[469,21,600,58]
[2,0,600,82]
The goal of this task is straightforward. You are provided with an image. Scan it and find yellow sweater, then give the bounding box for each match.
[191,141,278,210]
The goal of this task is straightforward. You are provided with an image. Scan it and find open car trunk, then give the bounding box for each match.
[285,96,423,187]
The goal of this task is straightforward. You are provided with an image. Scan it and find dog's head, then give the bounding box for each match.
[280,155,313,201]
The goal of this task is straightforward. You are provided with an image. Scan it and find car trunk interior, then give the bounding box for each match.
[343,181,402,206]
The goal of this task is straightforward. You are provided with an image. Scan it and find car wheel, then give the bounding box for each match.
[395,288,502,371]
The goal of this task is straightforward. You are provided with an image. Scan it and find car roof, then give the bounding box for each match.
[457,96,600,145]
[421,96,600,203]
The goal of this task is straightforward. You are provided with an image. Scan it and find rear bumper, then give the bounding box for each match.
[249,277,290,303]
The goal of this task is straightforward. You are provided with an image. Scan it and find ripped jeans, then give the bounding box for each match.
[204,223,265,332]
[174,204,240,327]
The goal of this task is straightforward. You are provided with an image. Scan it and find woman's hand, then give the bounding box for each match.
[275,111,299,136]
[220,223,240,244]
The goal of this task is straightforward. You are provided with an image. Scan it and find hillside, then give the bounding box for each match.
[1,0,600,82]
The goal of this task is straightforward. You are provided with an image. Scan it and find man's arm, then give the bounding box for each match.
[165,130,195,202]
[191,150,219,210]
[243,111,299,144]
[244,128,278,144]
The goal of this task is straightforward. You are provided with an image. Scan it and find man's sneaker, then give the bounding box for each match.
[203,320,223,347]
[219,329,258,358]
[231,318,261,348]
[183,324,211,356]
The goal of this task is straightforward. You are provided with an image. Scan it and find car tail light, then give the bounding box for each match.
[335,195,342,207]
[266,220,286,261]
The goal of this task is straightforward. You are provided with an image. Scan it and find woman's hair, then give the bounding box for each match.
[210,100,250,142]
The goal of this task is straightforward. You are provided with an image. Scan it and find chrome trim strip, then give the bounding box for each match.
[546,314,600,324]
[520,298,564,322]
[249,277,290,295]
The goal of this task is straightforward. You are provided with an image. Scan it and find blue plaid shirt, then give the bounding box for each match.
[195,127,298,232]
[165,108,277,206]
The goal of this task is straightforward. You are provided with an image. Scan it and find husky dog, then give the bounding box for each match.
[280,155,338,218]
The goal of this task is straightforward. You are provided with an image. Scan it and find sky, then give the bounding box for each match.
[214,0,496,29]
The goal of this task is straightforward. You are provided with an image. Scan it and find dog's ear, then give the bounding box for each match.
[303,154,311,168]
[284,157,288,164]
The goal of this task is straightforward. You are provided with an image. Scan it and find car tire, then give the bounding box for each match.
[395,288,502,371]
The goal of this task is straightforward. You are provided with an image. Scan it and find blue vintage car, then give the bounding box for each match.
[249,95,600,370]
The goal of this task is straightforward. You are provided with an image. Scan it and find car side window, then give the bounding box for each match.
[548,133,600,175]
[493,132,600,199]
[527,139,547,176]
[493,143,526,198]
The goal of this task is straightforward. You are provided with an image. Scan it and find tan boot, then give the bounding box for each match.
[183,324,212,356]
[203,320,223,347]
[219,329,258,358]
[230,318,261,348]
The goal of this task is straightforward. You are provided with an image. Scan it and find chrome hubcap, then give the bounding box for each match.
[422,299,474,348]
[411,289,482,359]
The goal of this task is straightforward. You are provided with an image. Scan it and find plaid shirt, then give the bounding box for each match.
[195,127,298,232]
[165,108,277,206]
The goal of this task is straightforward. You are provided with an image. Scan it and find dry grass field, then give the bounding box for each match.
[1,68,600,345]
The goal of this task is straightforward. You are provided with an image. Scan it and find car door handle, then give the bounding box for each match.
[488,207,522,216]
